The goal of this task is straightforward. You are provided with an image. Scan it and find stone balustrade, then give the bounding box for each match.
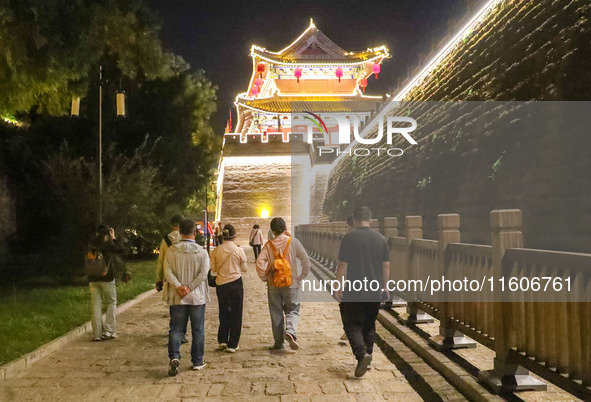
[295,209,591,397]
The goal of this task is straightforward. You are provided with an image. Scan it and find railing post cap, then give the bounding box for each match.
[383,217,398,226]
[490,209,522,229]
[405,215,422,228]
[437,214,460,230]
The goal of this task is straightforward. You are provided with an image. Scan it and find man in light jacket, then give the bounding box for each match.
[156,214,183,297]
[164,219,210,376]
[256,217,310,351]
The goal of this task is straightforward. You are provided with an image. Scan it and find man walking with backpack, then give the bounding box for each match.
[256,217,310,351]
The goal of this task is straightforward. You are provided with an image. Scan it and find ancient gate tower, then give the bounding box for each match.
[215,20,389,244]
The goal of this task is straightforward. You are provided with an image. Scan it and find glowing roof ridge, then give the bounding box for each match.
[260,19,318,56]
[251,19,389,61]
[393,0,502,101]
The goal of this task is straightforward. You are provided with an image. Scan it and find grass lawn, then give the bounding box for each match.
[0,259,156,366]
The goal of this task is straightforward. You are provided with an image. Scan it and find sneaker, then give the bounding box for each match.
[225,346,239,353]
[93,337,102,342]
[354,354,372,378]
[268,344,285,351]
[285,333,299,350]
[218,343,228,350]
[181,336,189,344]
[168,358,180,376]
[102,332,117,340]
[192,362,207,370]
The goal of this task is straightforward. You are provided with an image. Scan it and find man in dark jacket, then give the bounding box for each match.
[88,224,126,341]
[336,206,390,377]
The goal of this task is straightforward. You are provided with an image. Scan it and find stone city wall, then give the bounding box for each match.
[322,0,591,252]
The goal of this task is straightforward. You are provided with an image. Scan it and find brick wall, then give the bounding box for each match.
[322,0,591,252]
[219,153,311,245]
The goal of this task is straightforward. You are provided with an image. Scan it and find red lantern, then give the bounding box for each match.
[254,78,264,87]
[294,68,302,83]
[257,63,266,78]
[335,67,343,83]
[359,78,368,92]
[251,85,260,96]
[372,63,381,79]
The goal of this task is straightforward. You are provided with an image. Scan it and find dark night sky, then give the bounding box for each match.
[145,0,486,134]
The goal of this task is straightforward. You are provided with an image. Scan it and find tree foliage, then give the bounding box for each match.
[0,0,187,116]
[0,0,220,277]
[42,143,169,275]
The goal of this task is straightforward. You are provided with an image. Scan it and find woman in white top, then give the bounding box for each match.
[249,224,264,259]
[210,224,248,352]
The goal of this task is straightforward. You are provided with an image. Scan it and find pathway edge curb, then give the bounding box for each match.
[377,311,503,402]
[0,288,157,381]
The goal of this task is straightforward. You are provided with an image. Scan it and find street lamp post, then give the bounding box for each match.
[205,176,210,253]
[98,65,103,224]
[72,65,125,225]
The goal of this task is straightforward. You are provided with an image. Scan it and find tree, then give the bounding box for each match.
[0,0,186,117]
[109,71,220,203]
[0,0,220,277]
[42,143,169,276]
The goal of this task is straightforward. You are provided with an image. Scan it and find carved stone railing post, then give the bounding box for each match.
[382,217,406,308]
[429,214,476,350]
[402,215,434,324]
[320,226,327,264]
[370,218,380,232]
[479,209,546,393]
[383,217,398,239]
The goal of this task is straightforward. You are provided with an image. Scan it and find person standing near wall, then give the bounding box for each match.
[210,224,248,353]
[249,224,264,259]
[335,206,390,378]
[213,221,222,247]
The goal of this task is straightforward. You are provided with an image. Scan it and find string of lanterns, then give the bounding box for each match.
[294,67,302,83]
[251,61,382,96]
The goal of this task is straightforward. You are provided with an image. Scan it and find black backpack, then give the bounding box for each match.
[85,248,110,277]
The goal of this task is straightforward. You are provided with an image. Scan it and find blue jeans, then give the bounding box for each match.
[89,280,117,338]
[267,286,301,347]
[168,304,205,365]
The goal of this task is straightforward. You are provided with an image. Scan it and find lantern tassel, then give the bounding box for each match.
[375,73,379,79]
[297,77,300,83]
[338,77,341,83]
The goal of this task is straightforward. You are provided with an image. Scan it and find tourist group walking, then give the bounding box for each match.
[88,206,387,379]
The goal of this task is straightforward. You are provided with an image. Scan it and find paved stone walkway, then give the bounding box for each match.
[1,249,463,401]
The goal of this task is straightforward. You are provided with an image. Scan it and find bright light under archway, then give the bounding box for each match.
[260,209,270,219]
